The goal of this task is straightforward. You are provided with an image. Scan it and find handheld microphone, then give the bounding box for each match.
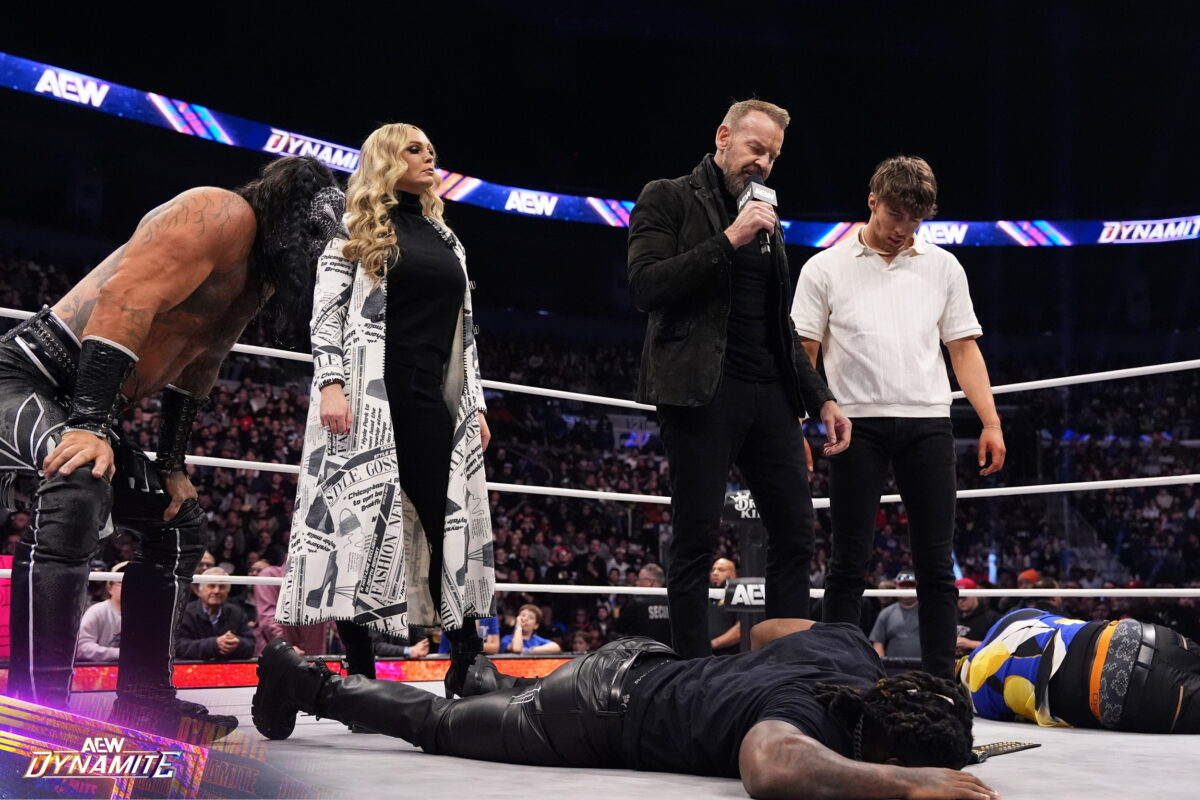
[736,175,778,255]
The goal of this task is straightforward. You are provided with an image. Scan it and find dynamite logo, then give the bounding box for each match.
[23,736,181,780]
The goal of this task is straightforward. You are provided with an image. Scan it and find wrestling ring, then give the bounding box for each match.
[0,304,1197,799]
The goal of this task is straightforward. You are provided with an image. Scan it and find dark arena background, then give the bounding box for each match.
[0,4,1198,799]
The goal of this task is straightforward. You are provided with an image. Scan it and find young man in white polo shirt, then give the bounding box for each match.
[791,156,1005,678]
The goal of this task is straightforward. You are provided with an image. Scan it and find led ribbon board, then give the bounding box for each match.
[3,52,1197,247]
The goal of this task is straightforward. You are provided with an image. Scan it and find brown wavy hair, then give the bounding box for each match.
[869,155,939,219]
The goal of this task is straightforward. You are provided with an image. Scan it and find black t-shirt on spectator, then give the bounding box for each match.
[957,605,1002,645]
[622,623,882,778]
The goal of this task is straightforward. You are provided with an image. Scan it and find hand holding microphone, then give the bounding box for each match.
[725,175,778,253]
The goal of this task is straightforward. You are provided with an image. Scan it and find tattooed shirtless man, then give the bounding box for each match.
[0,156,342,741]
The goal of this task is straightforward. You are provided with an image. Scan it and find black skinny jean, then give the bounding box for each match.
[0,311,205,707]
[822,417,958,678]
[658,376,813,658]
[337,362,455,670]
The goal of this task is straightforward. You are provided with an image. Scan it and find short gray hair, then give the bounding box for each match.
[722,98,791,131]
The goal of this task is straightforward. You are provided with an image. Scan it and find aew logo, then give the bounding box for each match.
[23,736,180,780]
[504,190,559,216]
[723,578,766,608]
[263,129,360,172]
[34,68,110,108]
[916,222,969,245]
[1099,216,1200,244]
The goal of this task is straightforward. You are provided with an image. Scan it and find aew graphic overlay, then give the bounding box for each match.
[23,735,181,780]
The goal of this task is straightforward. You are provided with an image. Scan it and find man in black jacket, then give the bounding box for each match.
[176,568,254,661]
[628,98,851,657]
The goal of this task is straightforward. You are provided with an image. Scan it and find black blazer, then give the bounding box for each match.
[627,156,834,415]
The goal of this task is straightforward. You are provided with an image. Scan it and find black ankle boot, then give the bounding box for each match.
[443,630,484,699]
[252,638,333,740]
[460,654,526,697]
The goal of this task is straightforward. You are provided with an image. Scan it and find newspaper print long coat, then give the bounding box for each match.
[277,224,495,636]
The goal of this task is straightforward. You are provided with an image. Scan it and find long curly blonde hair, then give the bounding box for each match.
[344,123,447,285]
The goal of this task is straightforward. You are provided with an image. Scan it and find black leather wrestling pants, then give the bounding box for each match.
[316,637,679,766]
[1,309,206,707]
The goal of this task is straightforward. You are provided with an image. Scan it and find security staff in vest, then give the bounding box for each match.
[613,564,672,646]
[628,98,852,658]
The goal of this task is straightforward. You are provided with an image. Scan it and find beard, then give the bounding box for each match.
[722,166,749,197]
[721,162,763,197]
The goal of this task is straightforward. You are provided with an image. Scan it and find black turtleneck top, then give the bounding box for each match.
[712,156,782,383]
[386,192,466,376]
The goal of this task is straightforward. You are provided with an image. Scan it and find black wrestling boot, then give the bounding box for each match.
[443,628,484,699]
[252,638,332,740]
[110,694,238,744]
[255,637,449,747]
[460,654,530,697]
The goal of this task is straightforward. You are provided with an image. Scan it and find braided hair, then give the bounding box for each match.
[815,672,974,769]
[236,156,340,333]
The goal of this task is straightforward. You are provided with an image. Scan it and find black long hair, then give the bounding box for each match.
[815,672,974,769]
[236,156,339,333]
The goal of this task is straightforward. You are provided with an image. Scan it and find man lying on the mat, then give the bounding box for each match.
[959,607,1200,733]
[254,620,999,800]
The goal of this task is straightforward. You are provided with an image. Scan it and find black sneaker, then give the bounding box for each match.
[253,637,328,740]
[110,695,238,744]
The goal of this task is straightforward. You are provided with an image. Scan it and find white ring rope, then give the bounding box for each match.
[151,451,1200,508]
[2,304,1198,599]
[1,307,1196,411]
[0,570,1196,600]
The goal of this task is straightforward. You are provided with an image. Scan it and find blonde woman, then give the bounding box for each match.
[278,123,495,700]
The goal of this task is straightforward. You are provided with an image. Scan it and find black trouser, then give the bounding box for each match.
[822,417,958,678]
[1118,624,1200,733]
[658,376,813,658]
[336,362,459,661]
[316,637,678,766]
[0,311,206,707]
[334,360,453,654]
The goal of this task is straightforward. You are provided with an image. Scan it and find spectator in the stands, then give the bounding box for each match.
[76,562,128,663]
[176,568,254,661]
[871,572,921,660]
[500,604,562,654]
[954,577,1000,656]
